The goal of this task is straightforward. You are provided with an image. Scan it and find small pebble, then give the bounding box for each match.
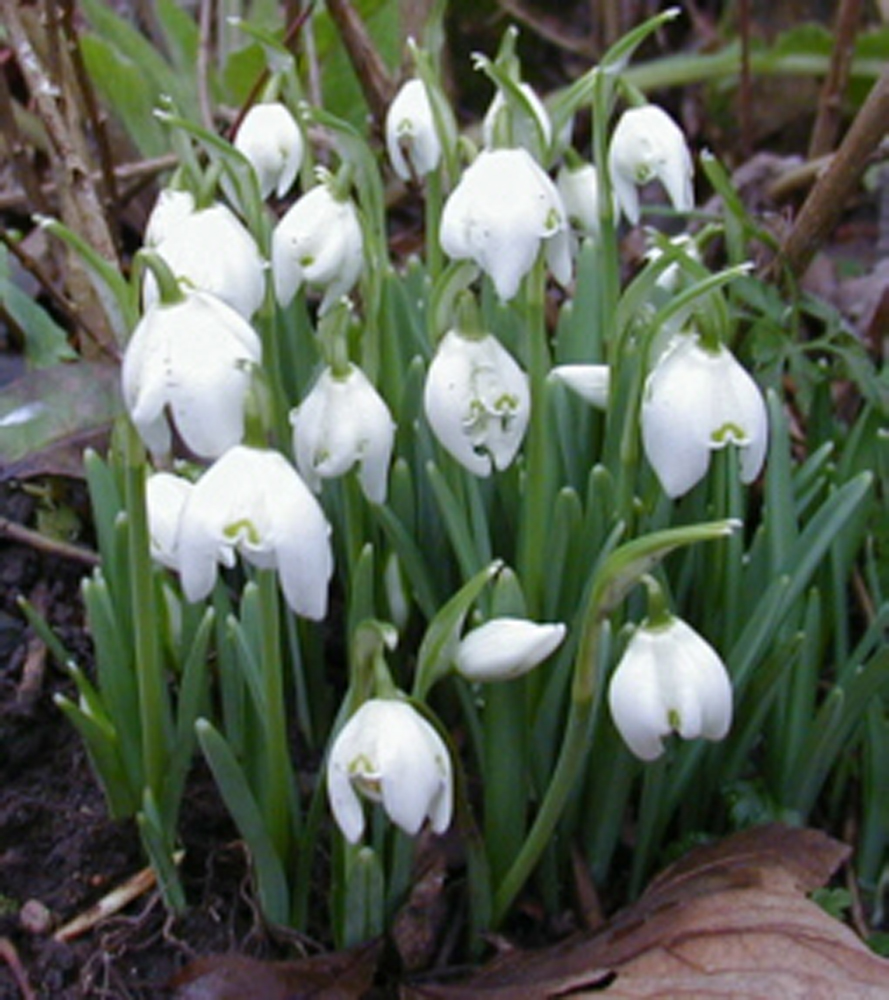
[20,898,54,935]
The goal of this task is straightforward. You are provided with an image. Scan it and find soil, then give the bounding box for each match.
[0,482,284,999]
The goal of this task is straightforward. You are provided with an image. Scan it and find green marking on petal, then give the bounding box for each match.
[711,422,748,445]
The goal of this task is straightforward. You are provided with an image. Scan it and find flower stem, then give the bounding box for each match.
[517,256,552,617]
[257,569,300,863]
[123,422,171,804]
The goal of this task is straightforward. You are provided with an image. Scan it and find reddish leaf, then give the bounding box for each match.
[403,825,889,999]
[170,938,382,1000]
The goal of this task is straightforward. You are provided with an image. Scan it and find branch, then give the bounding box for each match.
[324,0,395,127]
[808,0,863,158]
[777,66,889,280]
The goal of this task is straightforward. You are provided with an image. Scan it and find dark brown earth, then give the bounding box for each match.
[0,482,285,999]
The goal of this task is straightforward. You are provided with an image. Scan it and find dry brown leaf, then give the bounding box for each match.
[170,938,382,1000]
[403,825,889,1000]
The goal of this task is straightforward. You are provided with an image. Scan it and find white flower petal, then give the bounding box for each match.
[556,162,601,239]
[176,446,333,618]
[608,617,732,762]
[482,82,552,152]
[145,472,193,570]
[608,104,694,225]
[143,203,266,319]
[424,330,530,477]
[386,79,442,181]
[122,291,262,460]
[326,699,453,842]
[144,188,196,247]
[641,334,768,497]
[550,364,611,410]
[272,185,364,309]
[234,102,304,200]
[291,366,395,504]
[440,148,568,301]
[456,618,566,682]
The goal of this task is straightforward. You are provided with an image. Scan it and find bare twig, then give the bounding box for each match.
[0,516,100,567]
[496,0,596,59]
[58,0,122,228]
[54,854,184,943]
[227,2,317,141]
[0,938,36,1000]
[777,66,889,280]
[0,0,120,356]
[738,0,753,158]
[324,0,396,128]
[809,0,863,158]
[0,228,111,353]
[0,64,53,216]
[197,0,216,131]
[0,153,179,213]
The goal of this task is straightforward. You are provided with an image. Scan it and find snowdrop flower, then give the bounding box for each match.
[608,615,732,762]
[176,445,333,620]
[385,78,442,181]
[291,364,395,504]
[272,179,364,313]
[327,698,453,843]
[145,472,193,570]
[550,364,610,410]
[642,333,768,498]
[482,82,551,153]
[234,101,304,200]
[440,147,571,301]
[456,618,566,682]
[556,160,602,243]
[608,104,694,225]
[142,203,266,320]
[122,289,262,460]
[424,328,530,477]
[144,188,196,247]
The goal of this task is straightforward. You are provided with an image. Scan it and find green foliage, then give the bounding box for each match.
[38,1,889,951]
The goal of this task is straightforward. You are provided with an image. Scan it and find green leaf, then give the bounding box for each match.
[412,560,504,699]
[196,719,291,925]
[0,247,76,367]
[137,789,186,912]
[54,693,138,818]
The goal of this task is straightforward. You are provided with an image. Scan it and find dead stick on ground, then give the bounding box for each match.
[0,517,100,568]
[54,853,185,943]
[777,66,889,281]
[0,938,36,1000]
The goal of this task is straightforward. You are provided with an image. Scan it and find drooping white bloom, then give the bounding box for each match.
[234,101,304,200]
[272,182,364,313]
[176,445,333,620]
[385,79,442,181]
[144,188,196,247]
[557,161,601,242]
[482,82,552,153]
[145,471,193,570]
[608,616,733,762]
[440,147,571,301]
[456,617,566,682]
[641,333,768,498]
[608,104,694,225]
[291,364,395,503]
[327,698,453,843]
[142,203,266,320]
[550,364,610,410]
[122,289,262,460]
[424,329,530,477]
